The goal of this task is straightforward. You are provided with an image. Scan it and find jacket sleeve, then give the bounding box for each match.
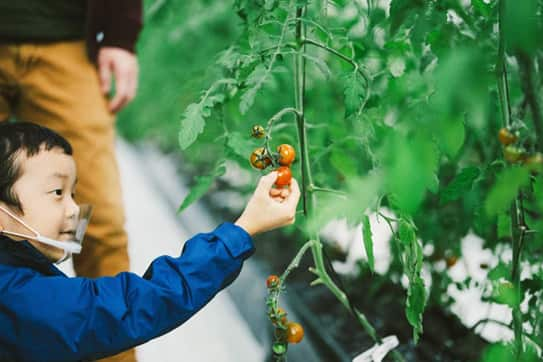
[102,0,143,53]
[3,223,254,361]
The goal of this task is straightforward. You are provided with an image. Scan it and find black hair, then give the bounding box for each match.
[0,122,73,213]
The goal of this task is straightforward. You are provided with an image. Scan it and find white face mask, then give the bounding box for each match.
[0,204,93,264]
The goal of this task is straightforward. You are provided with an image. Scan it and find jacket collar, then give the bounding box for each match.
[0,234,65,276]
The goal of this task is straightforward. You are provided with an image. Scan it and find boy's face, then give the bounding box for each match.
[0,147,80,262]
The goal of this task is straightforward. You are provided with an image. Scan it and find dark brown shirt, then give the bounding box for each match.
[0,0,142,61]
[0,1,86,42]
[86,0,143,61]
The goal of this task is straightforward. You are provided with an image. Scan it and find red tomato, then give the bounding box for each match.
[250,147,271,169]
[275,166,292,187]
[498,128,517,146]
[286,322,304,344]
[252,125,266,139]
[277,144,296,166]
[266,275,280,289]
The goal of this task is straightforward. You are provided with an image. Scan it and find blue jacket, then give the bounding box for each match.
[0,223,254,361]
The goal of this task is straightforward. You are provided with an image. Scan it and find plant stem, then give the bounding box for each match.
[309,186,348,199]
[302,38,370,85]
[496,0,511,128]
[498,2,526,356]
[292,5,404,362]
[294,6,312,217]
[517,52,543,149]
[510,196,527,358]
[266,108,302,133]
[280,240,314,283]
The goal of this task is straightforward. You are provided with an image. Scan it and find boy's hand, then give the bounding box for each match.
[235,172,301,236]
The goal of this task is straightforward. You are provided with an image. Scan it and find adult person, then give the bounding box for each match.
[0,2,143,361]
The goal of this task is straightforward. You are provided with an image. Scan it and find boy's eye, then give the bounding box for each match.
[54,189,63,196]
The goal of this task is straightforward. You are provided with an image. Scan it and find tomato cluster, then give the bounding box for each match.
[265,274,305,354]
[498,127,543,173]
[249,125,296,187]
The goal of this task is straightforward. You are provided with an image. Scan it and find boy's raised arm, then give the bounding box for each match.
[0,174,300,361]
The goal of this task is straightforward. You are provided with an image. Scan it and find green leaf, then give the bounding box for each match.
[485,167,531,216]
[397,219,426,342]
[491,280,517,307]
[398,219,416,247]
[406,276,426,344]
[343,71,366,118]
[177,162,227,213]
[362,215,375,273]
[430,48,490,131]
[179,90,226,150]
[302,53,332,78]
[330,148,358,176]
[217,46,242,71]
[226,132,260,161]
[389,0,424,34]
[503,0,540,55]
[482,342,539,362]
[487,262,510,281]
[440,167,480,205]
[308,172,382,234]
[240,64,268,114]
[471,0,493,17]
[435,116,465,158]
[496,213,511,239]
[178,103,205,150]
[382,132,439,214]
[481,343,515,362]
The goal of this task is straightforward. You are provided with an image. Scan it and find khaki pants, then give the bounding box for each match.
[0,41,135,362]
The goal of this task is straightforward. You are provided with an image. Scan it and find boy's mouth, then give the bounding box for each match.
[59,230,76,239]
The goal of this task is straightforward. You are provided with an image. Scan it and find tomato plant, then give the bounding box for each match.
[164,0,543,360]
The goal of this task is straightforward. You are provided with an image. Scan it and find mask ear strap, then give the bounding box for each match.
[0,205,40,238]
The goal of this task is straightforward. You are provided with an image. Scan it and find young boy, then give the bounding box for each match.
[0,122,300,361]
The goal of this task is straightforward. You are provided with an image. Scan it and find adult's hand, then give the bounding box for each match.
[98,47,139,113]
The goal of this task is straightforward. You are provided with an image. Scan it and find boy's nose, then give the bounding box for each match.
[67,198,80,220]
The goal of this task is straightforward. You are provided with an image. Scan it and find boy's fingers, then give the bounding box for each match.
[284,178,301,207]
[280,189,290,198]
[256,172,278,193]
[270,188,282,197]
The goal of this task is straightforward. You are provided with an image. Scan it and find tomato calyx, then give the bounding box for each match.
[270,307,288,327]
